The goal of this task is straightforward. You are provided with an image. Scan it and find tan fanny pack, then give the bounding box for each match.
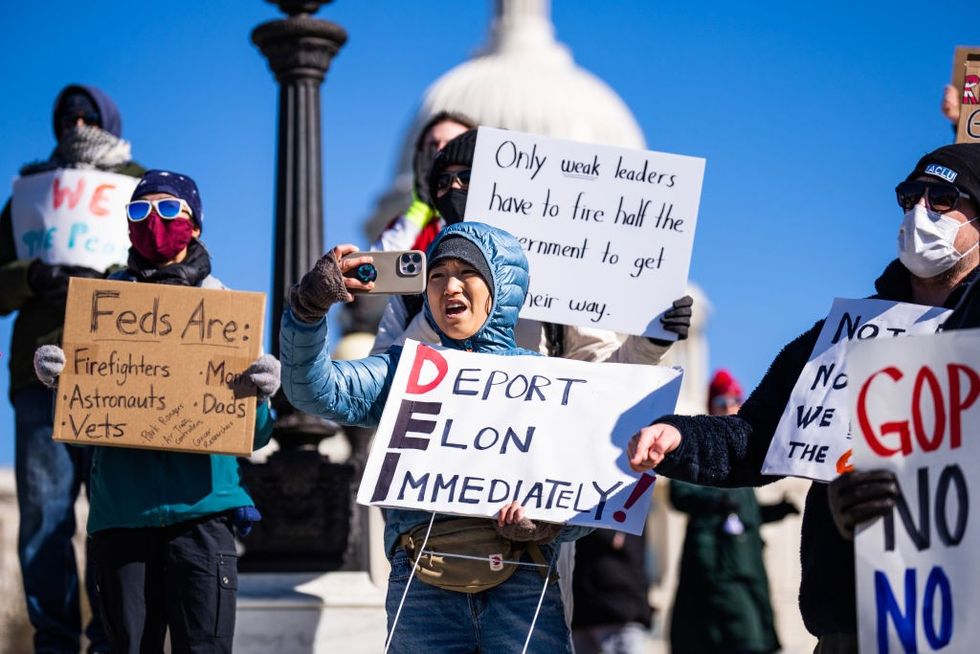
[398,517,557,594]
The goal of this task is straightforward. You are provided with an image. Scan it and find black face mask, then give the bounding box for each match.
[435,189,468,225]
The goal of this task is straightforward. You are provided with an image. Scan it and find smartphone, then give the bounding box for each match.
[341,250,426,295]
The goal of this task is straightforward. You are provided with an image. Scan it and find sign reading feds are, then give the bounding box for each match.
[761,298,950,482]
[465,127,705,340]
[357,340,683,535]
[11,168,138,271]
[848,329,980,654]
[53,278,265,456]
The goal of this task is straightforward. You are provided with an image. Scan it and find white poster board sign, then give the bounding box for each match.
[849,328,980,654]
[761,298,950,482]
[11,168,137,270]
[356,339,683,534]
[464,127,705,339]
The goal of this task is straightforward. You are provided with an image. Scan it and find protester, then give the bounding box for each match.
[32,169,278,654]
[627,142,980,652]
[571,529,654,654]
[668,369,797,654]
[372,110,476,253]
[369,127,694,625]
[0,84,145,653]
[281,221,592,652]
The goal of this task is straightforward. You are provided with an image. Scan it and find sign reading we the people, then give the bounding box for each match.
[761,298,950,482]
[848,329,980,654]
[53,278,265,456]
[464,127,705,339]
[11,169,138,271]
[357,339,682,535]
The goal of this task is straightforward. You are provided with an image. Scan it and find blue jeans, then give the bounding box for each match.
[384,547,572,653]
[14,386,106,653]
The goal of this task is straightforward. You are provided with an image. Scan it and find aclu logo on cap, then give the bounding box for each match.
[925,164,958,183]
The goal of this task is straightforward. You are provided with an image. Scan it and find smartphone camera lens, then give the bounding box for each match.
[411,253,422,264]
[355,263,377,283]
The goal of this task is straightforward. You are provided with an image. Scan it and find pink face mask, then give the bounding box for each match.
[128,214,196,264]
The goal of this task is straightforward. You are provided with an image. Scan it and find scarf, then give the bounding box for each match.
[22,124,133,174]
[124,239,212,287]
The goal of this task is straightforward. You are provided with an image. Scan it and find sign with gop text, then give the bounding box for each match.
[53,278,265,456]
[356,340,683,534]
[762,299,950,482]
[464,127,705,339]
[849,328,980,654]
[11,169,138,271]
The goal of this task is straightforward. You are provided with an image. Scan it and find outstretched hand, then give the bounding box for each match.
[289,244,371,324]
[627,423,682,472]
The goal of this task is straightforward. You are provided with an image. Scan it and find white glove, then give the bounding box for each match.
[246,354,281,402]
[34,345,66,389]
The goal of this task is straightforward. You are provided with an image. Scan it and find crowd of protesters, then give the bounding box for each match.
[1,78,977,654]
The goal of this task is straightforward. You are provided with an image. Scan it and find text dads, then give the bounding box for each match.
[493,139,678,187]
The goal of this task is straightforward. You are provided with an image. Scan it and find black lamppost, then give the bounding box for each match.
[240,0,363,572]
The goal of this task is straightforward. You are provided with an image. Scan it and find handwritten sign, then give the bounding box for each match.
[464,127,705,339]
[849,328,980,654]
[11,169,137,271]
[53,278,265,456]
[356,339,682,534]
[761,298,950,482]
[956,59,980,144]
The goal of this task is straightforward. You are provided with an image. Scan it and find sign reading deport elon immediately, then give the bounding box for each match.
[53,278,265,456]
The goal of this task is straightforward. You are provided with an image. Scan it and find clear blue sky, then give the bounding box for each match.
[0,1,972,466]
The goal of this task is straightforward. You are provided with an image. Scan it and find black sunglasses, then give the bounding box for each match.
[895,180,971,214]
[436,169,472,193]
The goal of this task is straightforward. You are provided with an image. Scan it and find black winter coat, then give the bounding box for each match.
[655,259,978,638]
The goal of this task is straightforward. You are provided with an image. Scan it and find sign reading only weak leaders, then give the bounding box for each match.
[848,328,980,654]
[761,298,950,482]
[356,340,682,535]
[464,127,705,340]
[12,168,137,271]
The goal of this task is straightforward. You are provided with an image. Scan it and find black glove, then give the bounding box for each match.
[288,252,352,324]
[648,295,693,345]
[827,470,899,540]
[27,260,101,303]
[714,493,741,514]
[760,498,800,523]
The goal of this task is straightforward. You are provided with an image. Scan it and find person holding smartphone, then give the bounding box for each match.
[280,221,590,652]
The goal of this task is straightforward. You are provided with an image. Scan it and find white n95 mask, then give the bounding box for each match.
[897,204,979,279]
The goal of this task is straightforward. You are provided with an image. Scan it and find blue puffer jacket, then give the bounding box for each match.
[281,222,592,554]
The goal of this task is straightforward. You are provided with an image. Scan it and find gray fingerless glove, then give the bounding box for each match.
[34,345,66,388]
[288,253,351,324]
[246,354,281,402]
[494,518,564,544]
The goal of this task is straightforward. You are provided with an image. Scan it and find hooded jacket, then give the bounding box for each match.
[652,258,978,638]
[281,222,592,554]
[0,84,144,397]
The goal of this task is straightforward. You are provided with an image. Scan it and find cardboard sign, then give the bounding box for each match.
[956,60,980,144]
[761,298,950,482]
[849,328,980,654]
[11,169,138,270]
[356,339,683,534]
[53,278,265,456]
[464,127,705,339]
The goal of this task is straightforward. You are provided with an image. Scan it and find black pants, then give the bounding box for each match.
[91,514,238,654]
